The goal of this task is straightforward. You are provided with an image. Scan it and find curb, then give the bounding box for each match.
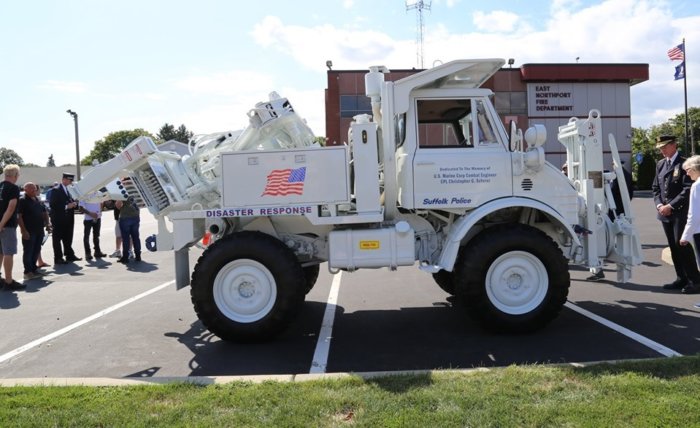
[0,358,677,387]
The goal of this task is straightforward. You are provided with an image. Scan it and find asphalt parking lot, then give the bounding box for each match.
[1,194,699,382]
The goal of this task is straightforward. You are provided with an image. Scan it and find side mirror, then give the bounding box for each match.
[509,120,523,152]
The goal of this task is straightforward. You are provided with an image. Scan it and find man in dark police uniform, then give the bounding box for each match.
[49,172,81,264]
[652,135,700,294]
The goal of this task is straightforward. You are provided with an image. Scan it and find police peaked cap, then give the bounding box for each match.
[655,135,677,148]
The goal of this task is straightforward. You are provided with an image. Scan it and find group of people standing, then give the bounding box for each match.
[652,134,700,307]
[0,167,143,291]
[0,165,53,288]
[47,172,142,266]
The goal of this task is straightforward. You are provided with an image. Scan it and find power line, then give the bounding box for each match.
[406,0,431,68]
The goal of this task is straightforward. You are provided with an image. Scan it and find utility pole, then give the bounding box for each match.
[66,109,80,179]
[406,0,431,69]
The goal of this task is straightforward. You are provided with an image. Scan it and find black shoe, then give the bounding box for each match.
[663,279,687,290]
[134,254,141,262]
[586,270,605,281]
[2,280,26,291]
[117,257,129,264]
[682,283,700,294]
[86,255,93,261]
[54,259,69,265]
[66,256,82,262]
[95,252,107,258]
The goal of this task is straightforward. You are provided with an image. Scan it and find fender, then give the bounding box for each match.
[437,197,582,272]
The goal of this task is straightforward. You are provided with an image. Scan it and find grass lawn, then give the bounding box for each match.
[1,355,699,427]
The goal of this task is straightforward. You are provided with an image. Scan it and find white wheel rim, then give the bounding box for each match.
[485,250,548,315]
[213,259,277,323]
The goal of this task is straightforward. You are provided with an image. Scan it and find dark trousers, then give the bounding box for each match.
[51,214,76,261]
[83,218,102,257]
[119,216,141,257]
[21,231,43,274]
[662,218,700,283]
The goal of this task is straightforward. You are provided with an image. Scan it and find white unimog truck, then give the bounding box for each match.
[70,58,642,342]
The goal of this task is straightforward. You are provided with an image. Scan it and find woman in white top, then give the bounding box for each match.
[679,155,700,307]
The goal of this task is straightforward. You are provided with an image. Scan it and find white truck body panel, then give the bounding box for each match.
[220,146,350,208]
[413,148,512,209]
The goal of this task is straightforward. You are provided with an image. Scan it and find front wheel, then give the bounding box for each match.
[432,270,456,295]
[190,231,305,342]
[454,224,570,333]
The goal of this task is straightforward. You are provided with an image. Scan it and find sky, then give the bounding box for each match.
[2,0,700,167]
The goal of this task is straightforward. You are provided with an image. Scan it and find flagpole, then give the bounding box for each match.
[683,38,692,155]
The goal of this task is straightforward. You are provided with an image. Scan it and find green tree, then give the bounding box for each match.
[157,123,194,144]
[651,107,700,154]
[630,127,657,190]
[630,107,700,189]
[0,147,24,169]
[47,154,56,167]
[82,129,155,165]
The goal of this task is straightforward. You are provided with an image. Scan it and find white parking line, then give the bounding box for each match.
[309,272,342,374]
[0,280,174,364]
[565,302,683,357]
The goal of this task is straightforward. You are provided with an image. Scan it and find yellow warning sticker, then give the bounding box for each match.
[359,240,380,250]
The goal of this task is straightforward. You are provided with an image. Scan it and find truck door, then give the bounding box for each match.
[412,98,512,209]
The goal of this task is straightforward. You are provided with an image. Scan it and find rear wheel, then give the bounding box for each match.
[302,264,321,294]
[454,224,570,333]
[190,231,305,342]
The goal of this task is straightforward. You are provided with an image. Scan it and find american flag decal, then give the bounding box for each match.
[261,167,306,196]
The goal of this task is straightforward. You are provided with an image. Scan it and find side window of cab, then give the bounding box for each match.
[416,98,474,148]
[416,98,484,148]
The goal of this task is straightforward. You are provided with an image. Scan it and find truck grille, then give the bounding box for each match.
[521,178,534,191]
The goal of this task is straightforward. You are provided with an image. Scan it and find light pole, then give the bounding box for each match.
[66,109,80,179]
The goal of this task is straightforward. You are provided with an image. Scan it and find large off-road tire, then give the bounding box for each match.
[432,270,456,295]
[454,224,570,333]
[302,264,321,295]
[190,231,305,342]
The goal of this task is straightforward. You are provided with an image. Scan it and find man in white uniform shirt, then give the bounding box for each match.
[79,196,106,261]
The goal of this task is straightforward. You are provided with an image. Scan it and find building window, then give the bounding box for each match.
[340,95,372,118]
[494,92,527,115]
[511,92,527,114]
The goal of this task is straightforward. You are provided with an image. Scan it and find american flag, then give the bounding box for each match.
[261,167,306,196]
[668,42,685,61]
